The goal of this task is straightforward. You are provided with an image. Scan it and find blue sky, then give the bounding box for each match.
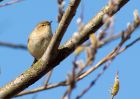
[0,0,140,99]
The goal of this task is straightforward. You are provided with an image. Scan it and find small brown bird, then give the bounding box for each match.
[28,21,53,60]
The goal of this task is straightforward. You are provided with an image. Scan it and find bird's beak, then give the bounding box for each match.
[50,21,52,24]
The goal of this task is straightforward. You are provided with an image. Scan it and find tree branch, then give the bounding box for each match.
[59,0,129,59]
[15,81,67,97]
[0,0,129,98]
[0,0,81,98]
[78,18,140,80]
[0,41,27,50]
[41,0,81,63]
[0,0,23,8]
[15,34,140,97]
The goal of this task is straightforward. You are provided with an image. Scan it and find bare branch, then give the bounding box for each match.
[98,32,123,47]
[59,0,129,58]
[44,71,53,86]
[41,0,81,62]
[0,0,129,98]
[0,0,23,8]
[78,18,140,80]
[120,36,140,52]
[15,81,66,97]
[0,0,81,98]
[76,61,112,99]
[57,0,65,23]
[0,41,27,50]
[15,35,140,97]
[62,61,77,99]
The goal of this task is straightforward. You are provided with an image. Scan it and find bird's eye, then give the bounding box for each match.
[41,24,46,26]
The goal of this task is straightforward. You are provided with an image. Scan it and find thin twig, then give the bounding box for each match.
[0,41,27,50]
[62,61,77,99]
[98,32,123,47]
[0,0,23,8]
[76,61,112,99]
[44,70,53,86]
[57,0,65,23]
[16,81,67,97]
[77,18,140,80]
[76,36,140,99]
[120,36,140,53]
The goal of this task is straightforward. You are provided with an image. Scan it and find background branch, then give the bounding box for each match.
[78,18,140,80]
[0,0,23,8]
[0,41,27,50]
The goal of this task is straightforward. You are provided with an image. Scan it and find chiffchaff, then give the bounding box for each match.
[28,21,53,60]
